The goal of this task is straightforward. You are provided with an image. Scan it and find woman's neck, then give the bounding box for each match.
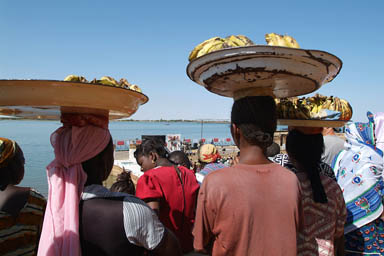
[156,158,173,167]
[238,145,271,165]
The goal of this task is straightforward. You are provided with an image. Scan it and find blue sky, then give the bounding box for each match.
[1,0,383,121]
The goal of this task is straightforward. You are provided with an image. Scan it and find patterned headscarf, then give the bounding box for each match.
[38,113,111,256]
[333,111,384,234]
[0,137,16,168]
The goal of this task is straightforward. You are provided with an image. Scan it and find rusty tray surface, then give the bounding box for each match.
[187,45,342,99]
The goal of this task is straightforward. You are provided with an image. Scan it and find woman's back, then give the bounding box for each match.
[296,173,346,256]
[80,197,144,256]
[0,189,46,256]
[80,184,167,256]
[193,162,303,255]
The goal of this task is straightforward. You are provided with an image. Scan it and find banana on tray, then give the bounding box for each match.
[265,33,300,48]
[275,94,353,121]
[63,75,142,93]
[188,33,300,61]
[188,35,254,61]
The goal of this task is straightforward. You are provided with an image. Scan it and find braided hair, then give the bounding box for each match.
[231,96,277,151]
[286,130,328,204]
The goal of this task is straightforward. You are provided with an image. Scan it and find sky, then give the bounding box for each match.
[1,0,383,122]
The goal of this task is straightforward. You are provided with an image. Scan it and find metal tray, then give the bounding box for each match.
[0,80,148,120]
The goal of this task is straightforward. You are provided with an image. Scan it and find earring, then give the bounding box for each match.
[152,160,155,164]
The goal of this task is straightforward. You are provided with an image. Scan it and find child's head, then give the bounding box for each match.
[110,171,135,195]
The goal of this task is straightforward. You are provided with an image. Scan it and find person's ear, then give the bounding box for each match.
[150,151,157,164]
[231,123,241,147]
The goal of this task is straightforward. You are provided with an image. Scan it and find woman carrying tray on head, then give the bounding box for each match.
[193,96,304,255]
[37,114,181,256]
[0,138,46,256]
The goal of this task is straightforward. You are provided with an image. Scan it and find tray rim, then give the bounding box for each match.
[186,45,343,99]
[277,119,349,128]
[0,79,149,120]
[187,45,343,80]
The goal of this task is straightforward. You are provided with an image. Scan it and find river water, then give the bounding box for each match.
[0,120,233,196]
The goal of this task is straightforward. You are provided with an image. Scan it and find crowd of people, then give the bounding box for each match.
[1,96,384,255]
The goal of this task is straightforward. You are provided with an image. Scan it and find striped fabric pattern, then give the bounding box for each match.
[297,174,347,256]
[0,189,46,256]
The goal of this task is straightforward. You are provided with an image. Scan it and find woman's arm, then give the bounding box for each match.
[145,199,160,215]
[152,228,182,256]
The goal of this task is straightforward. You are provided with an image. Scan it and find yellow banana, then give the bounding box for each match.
[236,35,254,45]
[207,42,227,53]
[64,75,88,83]
[265,33,300,48]
[196,38,226,58]
[225,35,254,47]
[265,33,286,46]
[189,37,223,61]
[99,76,119,86]
[340,99,353,121]
[129,84,142,93]
[119,78,131,88]
[283,35,300,48]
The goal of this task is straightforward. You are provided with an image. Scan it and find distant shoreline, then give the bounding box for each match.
[0,118,230,124]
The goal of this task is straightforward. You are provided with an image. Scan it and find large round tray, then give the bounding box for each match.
[277,119,348,128]
[0,80,149,120]
[187,45,342,99]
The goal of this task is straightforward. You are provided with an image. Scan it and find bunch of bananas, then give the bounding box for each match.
[188,35,254,61]
[64,75,142,93]
[275,94,353,121]
[265,33,300,48]
[188,33,301,61]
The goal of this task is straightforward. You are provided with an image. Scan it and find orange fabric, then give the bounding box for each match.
[193,163,303,256]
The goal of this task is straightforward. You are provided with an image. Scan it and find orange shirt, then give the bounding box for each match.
[193,163,303,256]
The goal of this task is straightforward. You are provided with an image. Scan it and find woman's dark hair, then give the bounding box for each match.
[231,96,277,151]
[266,142,280,157]
[82,138,114,184]
[286,130,328,204]
[169,151,191,169]
[110,171,135,195]
[133,139,169,159]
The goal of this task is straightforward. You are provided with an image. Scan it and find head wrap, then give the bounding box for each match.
[0,138,16,168]
[199,144,221,163]
[38,114,111,256]
[332,112,384,234]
